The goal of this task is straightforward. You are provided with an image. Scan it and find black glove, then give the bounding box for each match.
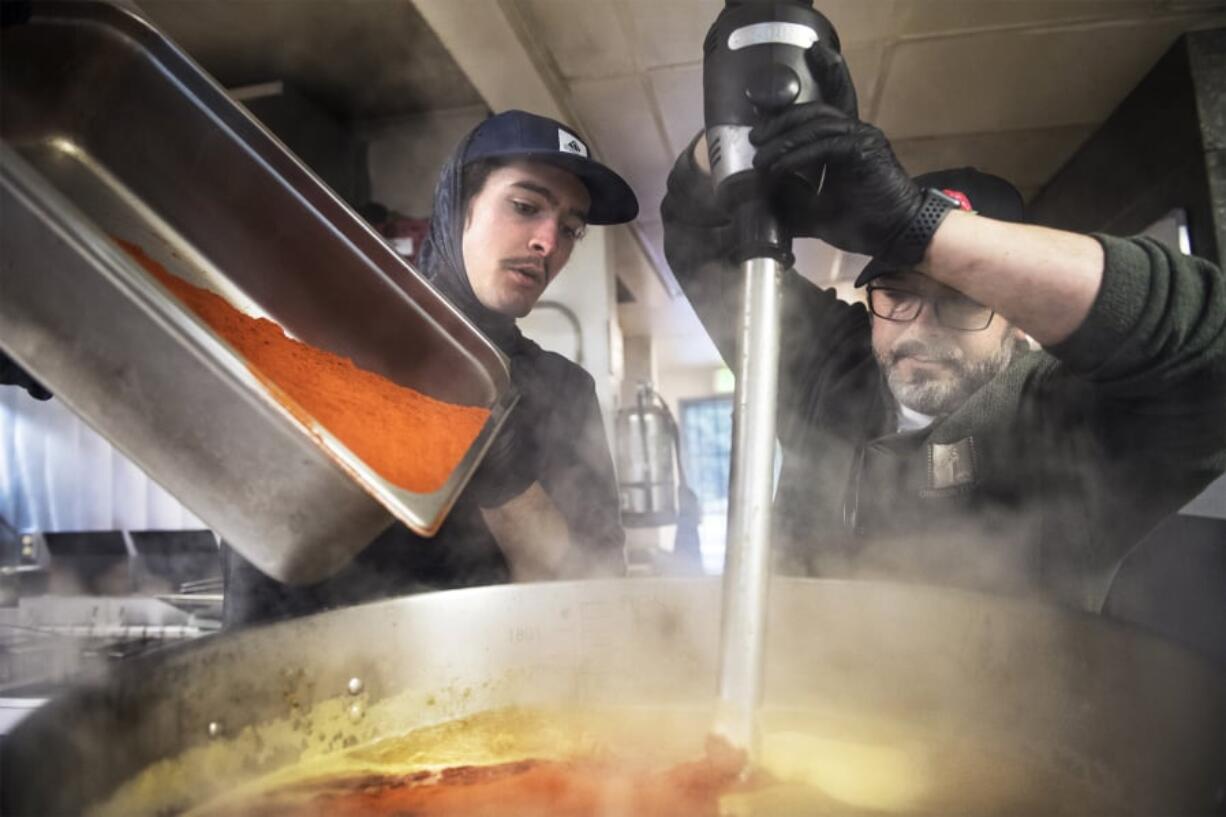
[661,133,736,272]
[664,43,913,265]
[807,42,860,121]
[467,354,542,509]
[0,351,52,401]
[749,43,929,265]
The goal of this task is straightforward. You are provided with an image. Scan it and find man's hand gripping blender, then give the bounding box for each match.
[703,0,850,758]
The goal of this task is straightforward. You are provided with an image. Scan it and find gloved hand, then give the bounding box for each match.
[661,132,736,271]
[749,44,927,265]
[467,354,542,509]
[807,42,860,121]
[0,351,52,401]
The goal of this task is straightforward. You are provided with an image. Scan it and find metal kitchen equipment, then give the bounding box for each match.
[0,2,515,584]
[615,382,679,527]
[3,578,1225,815]
[703,0,839,750]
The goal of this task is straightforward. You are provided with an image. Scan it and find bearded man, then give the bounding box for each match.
[660,51,1226,611]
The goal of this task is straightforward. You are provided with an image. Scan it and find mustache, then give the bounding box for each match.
[887,339,965,367]
[502,256,547,279]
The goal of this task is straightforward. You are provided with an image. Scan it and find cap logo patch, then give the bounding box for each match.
[943,189,974,212]
[558,129,589,158]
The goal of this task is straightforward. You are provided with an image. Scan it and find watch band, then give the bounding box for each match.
[886,188,963,267]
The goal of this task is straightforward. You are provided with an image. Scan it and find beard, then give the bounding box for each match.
[876,336,1014,417]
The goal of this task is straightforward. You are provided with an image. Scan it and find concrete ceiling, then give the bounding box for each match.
[137,0,1226,371]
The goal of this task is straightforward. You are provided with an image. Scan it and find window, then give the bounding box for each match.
[680,395,733,572]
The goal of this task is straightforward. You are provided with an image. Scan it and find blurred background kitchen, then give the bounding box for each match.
[3,0,1226,733]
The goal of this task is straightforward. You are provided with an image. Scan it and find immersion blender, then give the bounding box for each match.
[702,0,841,754]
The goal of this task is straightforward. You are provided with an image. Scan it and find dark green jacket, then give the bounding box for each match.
[662,153,1226,611]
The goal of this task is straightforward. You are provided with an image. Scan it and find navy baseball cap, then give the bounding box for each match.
[462,109,639,225]
[855,167,1025,287]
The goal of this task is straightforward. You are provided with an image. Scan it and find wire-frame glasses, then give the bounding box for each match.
[866,286,995,332]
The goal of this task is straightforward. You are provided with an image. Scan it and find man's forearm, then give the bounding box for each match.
[480,482,570,582]
[483,481,626,581]
[919,210,1104,347]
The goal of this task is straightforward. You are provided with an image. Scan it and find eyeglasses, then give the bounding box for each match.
[866,286,995,332]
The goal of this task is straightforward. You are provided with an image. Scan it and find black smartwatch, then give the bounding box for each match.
[886,188,964,267]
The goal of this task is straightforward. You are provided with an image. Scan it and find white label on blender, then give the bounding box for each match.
[728,22,818,51]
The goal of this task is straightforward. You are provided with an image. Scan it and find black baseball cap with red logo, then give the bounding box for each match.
[854,167,1026,287]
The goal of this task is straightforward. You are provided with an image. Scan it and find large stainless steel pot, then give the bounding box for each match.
[3,578,1224,815]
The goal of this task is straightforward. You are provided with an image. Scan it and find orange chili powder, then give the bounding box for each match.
[115,238,489,494]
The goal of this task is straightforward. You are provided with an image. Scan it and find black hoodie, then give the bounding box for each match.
[223,137,626,626]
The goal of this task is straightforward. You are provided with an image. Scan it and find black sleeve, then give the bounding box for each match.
[222,510,512,628]
[660,135,739,366]
[1003,235,1226,608]
[661,135,880,446]
[0,351,52,400]
[221,542,330,627]
[1045,235,1226,493]
[532,354,626,576]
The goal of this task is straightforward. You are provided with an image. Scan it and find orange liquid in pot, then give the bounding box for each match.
[97,705,1135,817]
[195,736,754,817]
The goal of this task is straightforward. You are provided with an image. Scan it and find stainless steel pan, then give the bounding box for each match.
[0,2,514,583]
[3,578,1223,815]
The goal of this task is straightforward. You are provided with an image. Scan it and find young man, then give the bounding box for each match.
[662,52,1226,612]
[225,110,638,625]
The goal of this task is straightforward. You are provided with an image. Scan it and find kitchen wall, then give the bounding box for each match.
[239,83,370,207]
[655,366,726,422]
[363,105,488,217]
